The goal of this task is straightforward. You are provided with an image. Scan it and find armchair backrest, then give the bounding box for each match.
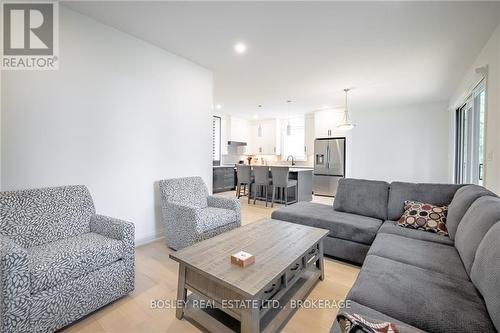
[0,185,95,248]
[159,176,208,208]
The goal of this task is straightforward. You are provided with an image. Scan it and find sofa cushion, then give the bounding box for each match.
[29,233,124,294]
[471,221,500,331]
[368,233,468,280]
[323,236,371,265]
[329,301,424,333]
[333,178,389,220]
[447,185,497,240]
[387,182,461,221]
[0,185,95,248]
[378,220,454,245]
[455,196,500,275]
[199,207,237,232]
[272,202,383,244]
[347,255,496,333]
[397,200,449,236]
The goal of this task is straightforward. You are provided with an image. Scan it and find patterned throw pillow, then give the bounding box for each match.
[397,200,448,236]
[337,312,403,333]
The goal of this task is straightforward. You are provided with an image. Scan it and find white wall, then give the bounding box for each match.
[1,7,213,243]
[450,24,500,195]
[350,102,450,183]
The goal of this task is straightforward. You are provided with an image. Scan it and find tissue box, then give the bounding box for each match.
[231,251,255,267]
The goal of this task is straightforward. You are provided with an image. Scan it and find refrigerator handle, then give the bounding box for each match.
[326,144,330,169]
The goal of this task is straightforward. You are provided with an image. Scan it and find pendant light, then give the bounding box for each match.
[286,100,292,136]
[338,88,355,131]
[257,105,263,137]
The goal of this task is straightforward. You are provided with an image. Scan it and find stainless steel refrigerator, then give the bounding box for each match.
[313,137,346,196]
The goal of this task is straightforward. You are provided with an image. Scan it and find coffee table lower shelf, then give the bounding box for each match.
[183,267,321,333]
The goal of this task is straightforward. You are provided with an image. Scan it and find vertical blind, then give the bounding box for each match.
[213,116,221,162]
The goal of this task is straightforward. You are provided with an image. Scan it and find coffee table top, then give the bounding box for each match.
[170,219,329,297]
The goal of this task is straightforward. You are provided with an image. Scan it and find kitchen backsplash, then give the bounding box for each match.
[222,153,313,166]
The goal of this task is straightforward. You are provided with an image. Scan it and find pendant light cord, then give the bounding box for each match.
[344,88,349,119]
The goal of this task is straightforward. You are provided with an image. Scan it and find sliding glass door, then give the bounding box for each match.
[455,82,486,185]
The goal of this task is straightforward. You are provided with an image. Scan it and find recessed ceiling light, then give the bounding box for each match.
[252,114,258,119]
[215,104,222,110]
[234,42,247,54]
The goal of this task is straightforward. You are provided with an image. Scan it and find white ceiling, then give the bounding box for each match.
[64,1,500,118]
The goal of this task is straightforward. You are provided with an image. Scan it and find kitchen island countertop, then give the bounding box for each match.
[213,165,313,171]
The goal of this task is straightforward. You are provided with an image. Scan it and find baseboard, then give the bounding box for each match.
[135,234,164,247]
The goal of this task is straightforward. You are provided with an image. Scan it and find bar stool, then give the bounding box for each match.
[271,167,298,207]
[236,165,253,204]
[252,166,273,207]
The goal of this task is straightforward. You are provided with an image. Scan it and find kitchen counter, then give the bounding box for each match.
[289,168,313,172]
[213,165,313,171]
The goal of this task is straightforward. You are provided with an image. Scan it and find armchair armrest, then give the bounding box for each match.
[0,235,31,332]
[164,202,203,233]
[90,215,135,260]
[208,195,240,211]
[207,195,241,226]
[161,201,205,250]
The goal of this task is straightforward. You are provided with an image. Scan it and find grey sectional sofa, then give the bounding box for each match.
[0,185,135,333]
[271,178,500,332]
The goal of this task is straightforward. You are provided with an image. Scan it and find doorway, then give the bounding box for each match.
[455,81,486,185]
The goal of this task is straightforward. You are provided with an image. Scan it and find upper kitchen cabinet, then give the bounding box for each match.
[314,110,344,138]
[304,113,315,156]
[248,119,280,155]
[228,116,251,143]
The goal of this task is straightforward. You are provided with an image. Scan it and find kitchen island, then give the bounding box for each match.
[213,165,313,203]
[287,168,313,202]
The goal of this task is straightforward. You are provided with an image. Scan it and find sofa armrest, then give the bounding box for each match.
[90,215,135,260]
[0,235,31,332]
[207,195,241,226]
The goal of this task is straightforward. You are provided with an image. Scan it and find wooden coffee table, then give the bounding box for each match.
[170,219,329,333]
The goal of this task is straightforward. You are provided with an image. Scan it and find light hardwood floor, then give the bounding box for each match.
[61,192,360,333]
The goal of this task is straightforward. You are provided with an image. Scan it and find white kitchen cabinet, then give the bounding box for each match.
[228,116,251,143]
[314,110,344,138]
[247,122,259,154]
[304,113,315,156]
[248,119,280,155]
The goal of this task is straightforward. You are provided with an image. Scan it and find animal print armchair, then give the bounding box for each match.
[159,176,241,250]
[0,185,135,333]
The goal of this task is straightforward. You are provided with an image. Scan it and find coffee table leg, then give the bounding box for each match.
[241,304,260,333]
[317,241,325,281]
[176,264,187,319]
